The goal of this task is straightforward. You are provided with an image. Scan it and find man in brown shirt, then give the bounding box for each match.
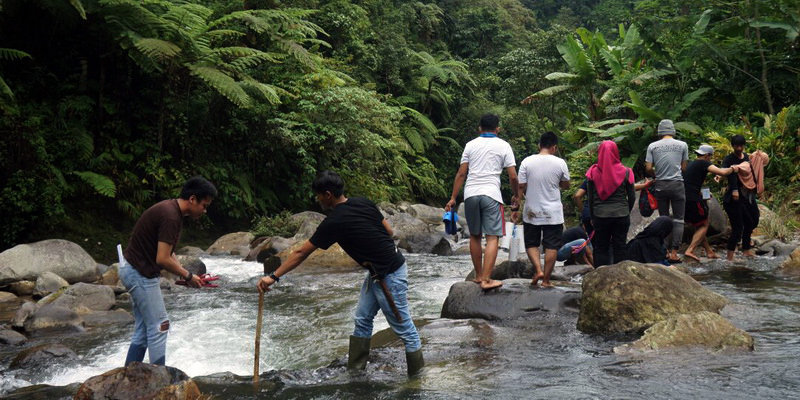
[119,176,216,366]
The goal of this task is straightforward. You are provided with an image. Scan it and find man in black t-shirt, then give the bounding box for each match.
[257,170,423,376]
[682,144,735,262]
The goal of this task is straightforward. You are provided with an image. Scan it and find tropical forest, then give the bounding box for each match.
[2,0,799,256]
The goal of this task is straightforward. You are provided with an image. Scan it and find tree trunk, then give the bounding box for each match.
[752,2,775,115]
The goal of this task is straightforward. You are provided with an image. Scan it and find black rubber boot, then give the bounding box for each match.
[347,335,371,370]
[406,349,424,376]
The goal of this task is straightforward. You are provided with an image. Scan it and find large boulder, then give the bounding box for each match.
[75,362,202,400]
[389,212,447,254]
[33,271,69,298]
[0,290,18,303]
[245,236,294,263]
[0,329,27,345]
[465,260,593,282]
[577,261,728,334]
[407,204,445,225]
[616,311,754,352]
[176,255,206,276]
[175,246,207,256]
[440,279,581,320]
[270,242,358,270]
[757,239,798,257]
[23,304,85,334]
[9,343,77,370]
[41,283,116,314]
[291,211,326,240]
[0,239,98,285]
[82,309,134,327]
[781,246,800,270]
[430,237,456,256]
[206,232,254,256]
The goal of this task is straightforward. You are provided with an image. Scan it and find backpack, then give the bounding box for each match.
[639,185,658,217]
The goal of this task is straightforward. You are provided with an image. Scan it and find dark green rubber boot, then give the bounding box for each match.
[347,335,371,370]
[406,349,424,376]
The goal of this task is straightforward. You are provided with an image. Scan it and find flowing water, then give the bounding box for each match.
[2,253,800,399]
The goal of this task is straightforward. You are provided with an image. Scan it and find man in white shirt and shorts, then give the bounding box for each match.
[446,114,518,290]
[518,131,570,287]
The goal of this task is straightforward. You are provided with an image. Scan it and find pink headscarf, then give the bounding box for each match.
[585,141,635,200]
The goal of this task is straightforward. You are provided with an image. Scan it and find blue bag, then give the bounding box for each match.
[443,211,459,235]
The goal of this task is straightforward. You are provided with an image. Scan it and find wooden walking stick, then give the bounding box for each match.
[253,290,265,385]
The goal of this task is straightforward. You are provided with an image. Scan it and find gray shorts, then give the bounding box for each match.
[464,195,505,237]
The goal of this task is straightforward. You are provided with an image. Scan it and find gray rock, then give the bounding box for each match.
[389,212,447,254]
[0,290,18,303]
[12,301,38,329]
[0,329,27,345]
[377,201,401,216]
[100,264,119,286]
[74,362,202,400]
[23,304,85,335]
[430,237,456,256]
[440,279,581,320]
[616,311,754,352]
[175,246,208,256]
[291,211,327,241]
[781,247,800,270]
[34,271,69,298]
[41,283,116,313]
[577,261,728,335]
[83,309,134,327]
[245,236,294,263]
[407,204,445,225]
[0,239,98,285]
[8,280,35,296]
[176,255,206,276]
[757,239,798,257]
[551,264,594,281]
[10,343,77,370]
[95,263,109,276]
[465,260,593,282]
[206,232,254,256]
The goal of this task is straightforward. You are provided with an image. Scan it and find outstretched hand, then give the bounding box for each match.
[257,276,276,293]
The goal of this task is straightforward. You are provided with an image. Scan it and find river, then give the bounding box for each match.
[2,253,799,399]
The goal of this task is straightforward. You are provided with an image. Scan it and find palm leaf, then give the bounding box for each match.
[557,35,596,82]
[569,141,601,157]
[544,72,579,81]
[626,90,662,122]
[590,119,637,128]
[671,88,710,118]
[0,76,14,99]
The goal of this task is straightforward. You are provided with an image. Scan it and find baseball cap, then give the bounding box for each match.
[695,144,714,155]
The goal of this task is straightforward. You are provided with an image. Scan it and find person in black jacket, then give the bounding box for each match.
[627,216,674,265]
[721,135,758,261]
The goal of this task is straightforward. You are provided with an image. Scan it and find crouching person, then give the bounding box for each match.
[257,170,423,376]
[119,176,216,365]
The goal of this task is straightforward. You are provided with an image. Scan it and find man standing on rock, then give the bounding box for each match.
[682,144,736,262]
[518,131,570,287]
[119,176,216,366]
[645,119,688,263]
[258,170,424,376]
[445,114,518,290]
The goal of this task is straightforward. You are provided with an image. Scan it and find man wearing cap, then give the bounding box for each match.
[645,119,689,263]
[445,113,518,290]
[681,144,736,262]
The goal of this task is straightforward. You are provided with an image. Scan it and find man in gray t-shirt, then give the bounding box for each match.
[645,119,688,263]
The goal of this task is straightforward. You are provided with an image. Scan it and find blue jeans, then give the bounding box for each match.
[557,239,587,262]
[353,263,421,352]
[119,259,168,365]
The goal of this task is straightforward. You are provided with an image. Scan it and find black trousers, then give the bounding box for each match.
[724,200,759,251]
[592,215,630,267]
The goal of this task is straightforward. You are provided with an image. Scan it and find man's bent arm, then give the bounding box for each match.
[157,241,200,287]
[259,240,317,292]
[446,163,469,211]
[645,162,655,177]
[506,166,519,202]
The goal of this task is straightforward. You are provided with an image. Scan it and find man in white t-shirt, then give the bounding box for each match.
[518,131,570,288]
[445,114,518,290]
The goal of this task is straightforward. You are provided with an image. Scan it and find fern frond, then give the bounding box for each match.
[134,38,182,60]
[0,76,13,99]
[189,65,252,108]
[0,48,32,61]
[240,79,283,104]
[73,171,116,197]
[69,0,87,20]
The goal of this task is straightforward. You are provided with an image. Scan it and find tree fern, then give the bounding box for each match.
[189,65,251,108]
[73,171,116,197]
[133,38,182,60]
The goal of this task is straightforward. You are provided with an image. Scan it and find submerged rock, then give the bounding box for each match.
[0,239,98,285]
[10,343,77,370]
[577,261,728,335]
[616,311,754,352]
[75,362,202,400]
[441,279,580,320]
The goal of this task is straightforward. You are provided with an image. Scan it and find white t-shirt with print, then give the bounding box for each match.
[518,154,570,225]
[460,136,516,204]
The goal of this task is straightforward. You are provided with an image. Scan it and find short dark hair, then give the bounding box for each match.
[179,176,217,200]
[312,170,344,197]
[730,134,746,146]
[539,131,558,148]
[479,114,500,131]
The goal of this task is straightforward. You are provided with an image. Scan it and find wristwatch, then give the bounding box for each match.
[269,273,280,282]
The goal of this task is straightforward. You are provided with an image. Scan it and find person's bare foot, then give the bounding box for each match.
[530,272,545,286]
[742,250,755,258]
[684,251,701,262]
[540,281,554,288]
[471,278,482,283]
[480,279,503,290]
[706,251,719,259]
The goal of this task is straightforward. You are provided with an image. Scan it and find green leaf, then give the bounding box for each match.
[69,0,87,20]
[626,91,662,122]
[600,122,647,137]
[0,48,32,61]
[569,141,601,157]
[590,119,637,128]
[133,38,182,60]
[188,65,252,108]
[577,126,605,133]
[750,21,799,42]
[523,85,572,102]
[671,88,710,118]
[73,171,116,197]
[694,9,713,36]
[544,72,579,81]
[673,121,702,133]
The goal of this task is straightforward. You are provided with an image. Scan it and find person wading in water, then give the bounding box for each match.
[257,170,424,376]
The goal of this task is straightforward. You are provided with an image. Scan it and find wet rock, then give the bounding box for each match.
[176,255,206,276]
[577,261,728,335]
[291,211,326,240]
[206,232,254,256]
[175,246,208,256]
[0,329,26,345]
[441,279,581,320]
[0,239,98,285]
[781,247,800,270]
[33,271,69,298]
[74,362,202,400]
[7,280,35,296]
[12,301,37,329]
[389,212,447,254]
[272,242,358,270]
[407,204,445,225]
[551,264,594,281]
[453,245,471,256]
[465,260,593,282]
[377,201,400,216]
[41,283,115,313]
[23,304,85,334]
[10,343,77,370]
[430,237,456,256]
[757,239,798,257]
[616,311,754,352]
[83,309,134,327]
[246,236,294,263]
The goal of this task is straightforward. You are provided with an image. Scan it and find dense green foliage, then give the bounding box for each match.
[1,0,798,250]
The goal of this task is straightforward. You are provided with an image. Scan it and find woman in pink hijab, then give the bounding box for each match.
[586,141,636,266]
